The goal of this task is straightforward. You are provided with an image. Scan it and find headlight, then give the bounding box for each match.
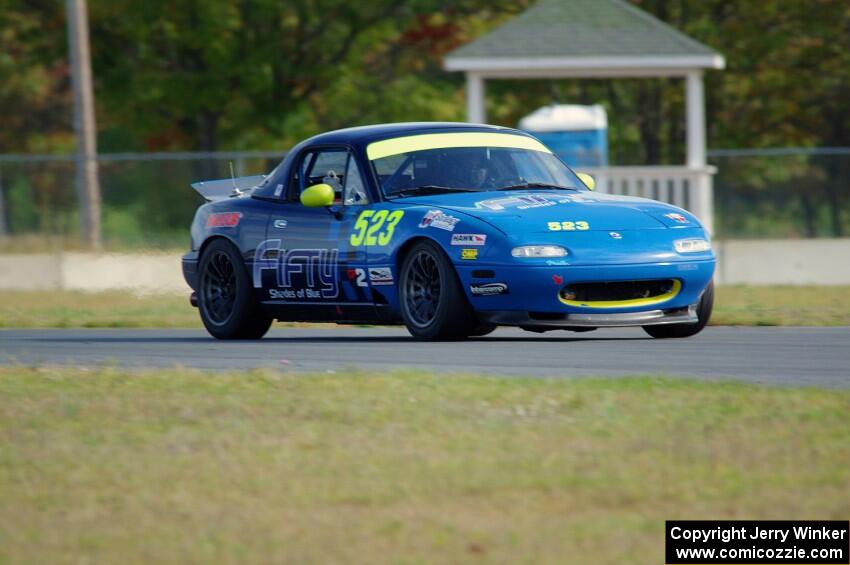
[511,245,568,258]
[674,238,711,253]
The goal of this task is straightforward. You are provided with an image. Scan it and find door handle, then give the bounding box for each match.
[273,219,288,229]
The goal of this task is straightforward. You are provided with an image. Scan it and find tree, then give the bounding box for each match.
[90,0,416,152]
[0,0,71,153]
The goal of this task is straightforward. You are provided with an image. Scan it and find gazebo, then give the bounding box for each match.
[444,0,724,232]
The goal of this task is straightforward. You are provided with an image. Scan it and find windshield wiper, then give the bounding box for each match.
[387,185,480,198]
[497,182,578,191]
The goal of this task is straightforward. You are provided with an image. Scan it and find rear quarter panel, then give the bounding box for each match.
[187,197,271,297]
[192,197,271,261]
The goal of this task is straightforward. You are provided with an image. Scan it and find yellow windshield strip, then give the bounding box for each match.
[366,132,551,161]
[558,280,682,309]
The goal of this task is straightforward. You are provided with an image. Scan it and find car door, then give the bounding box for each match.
[254,146,375,320]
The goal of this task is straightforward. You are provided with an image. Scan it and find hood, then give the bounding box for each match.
[401,190,700,233]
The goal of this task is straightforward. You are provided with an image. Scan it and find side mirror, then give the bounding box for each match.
[576,172,596,191]
[300,183,335,207]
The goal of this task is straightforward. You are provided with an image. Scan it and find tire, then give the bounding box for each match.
[643,280,714,339]
[198,239,273,339]
[399,240,477,340]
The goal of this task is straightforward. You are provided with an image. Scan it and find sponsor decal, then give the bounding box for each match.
[347,268,367,287]
[253,239,339,299]
[547,220,590,231]
[665,212,689,223]
[469,282,509,296]
[368,267,394,285]
[460,248,478,260]
[609,231,623,239]
[419,210,459,231]
[552,274,564,285]
[475,193,571,211]
[545,259,569,266]
[269,288,297,299]
[350,210,405,246]
[273,219,288,229]
[562,193,601,203]
[451,233,487,246]
[206,212,242,228]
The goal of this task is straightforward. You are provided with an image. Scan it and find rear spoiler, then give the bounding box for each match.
[190,175,266,202]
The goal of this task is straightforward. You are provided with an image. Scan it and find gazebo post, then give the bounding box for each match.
[466,72,486,123]
[685,71,706,168]
[685,70,713,233]
[447,1,723,233]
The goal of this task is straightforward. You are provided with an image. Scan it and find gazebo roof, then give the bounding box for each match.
[444,0,724,77]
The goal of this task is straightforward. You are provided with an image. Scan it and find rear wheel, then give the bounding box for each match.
[198,239,273,339]
[399,240,477,340]
[642,281,713,339]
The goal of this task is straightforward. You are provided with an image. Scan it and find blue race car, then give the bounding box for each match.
[183,122,715,340]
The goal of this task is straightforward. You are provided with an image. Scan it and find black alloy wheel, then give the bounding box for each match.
[198,239,273,340]
[200,250,237,326]
[399,240,478,340]
[403,250,442,329]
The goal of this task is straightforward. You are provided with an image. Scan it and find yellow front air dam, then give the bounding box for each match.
[558,279,681,309]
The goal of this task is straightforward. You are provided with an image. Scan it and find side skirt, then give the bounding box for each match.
[262,302,399,324]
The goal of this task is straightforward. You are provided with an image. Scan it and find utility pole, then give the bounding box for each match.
[0,168,7,238]
[66,0,102,249]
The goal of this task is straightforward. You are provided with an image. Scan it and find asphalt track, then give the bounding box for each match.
[1,326,848,387]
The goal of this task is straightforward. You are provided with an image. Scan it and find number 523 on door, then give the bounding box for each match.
[350,210,405,246]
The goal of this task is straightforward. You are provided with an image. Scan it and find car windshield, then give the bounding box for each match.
[370,140,586,198]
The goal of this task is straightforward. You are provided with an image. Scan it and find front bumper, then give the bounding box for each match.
[456,259,714,326]
[479,304,698,329]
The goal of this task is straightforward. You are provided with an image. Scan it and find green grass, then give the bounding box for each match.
[0,290,200,328]
[1,286,849,329]
[0,235,185,254]
[713,285,850,326]
[1,367,849,564]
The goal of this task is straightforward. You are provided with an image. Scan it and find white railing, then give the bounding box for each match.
[582,166,716,233]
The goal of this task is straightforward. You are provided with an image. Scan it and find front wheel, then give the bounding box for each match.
[399,240,477,340]
[198,239,273,339]
[643,281,714,339]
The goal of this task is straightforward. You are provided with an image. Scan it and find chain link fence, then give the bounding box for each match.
[0,148,848,249]
[709,148,850,239]
[0,152,283,250]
